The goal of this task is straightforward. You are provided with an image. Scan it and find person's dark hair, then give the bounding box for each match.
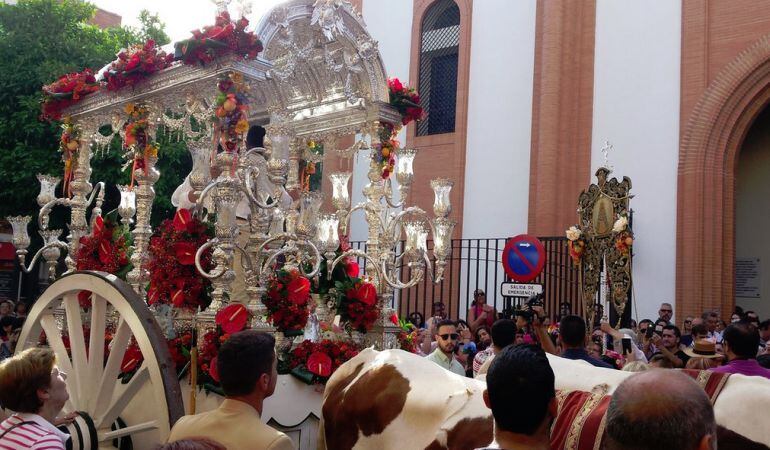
[245,125,265,148]
[760,319,770,331]
[486,344,555,435]
[559,315,587,347]
[722,322,760,359]
[702,310,718,320]
[490,319,517,349]
[691,323,708,337]
[407,311,425,328]
[217,330,275,397]
[639,319,654,328]
[733,306,745,316]
[157,438,226,450]
[457,319,470,330]
[475,325,490,341]
[436,319,456,333]
[757,354,770,369]
[0,316,14,337]
[649,354,675,369]
[663,325,681,339]
[605,371,716,450]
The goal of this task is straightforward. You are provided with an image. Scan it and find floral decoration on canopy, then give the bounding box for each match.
[175,12,263,66]
[374,78,424,179]
[334,277,379,333]
[75,213,132,309]
[262,268,312,333]
[565,225,585,267]
[612,215,634,255]
[122,103,160,188]
[59,119,81,197]
[287,339,360,385]
[104,40,174,91]
[41,69,100,121]
[214,72,250,155]
[146,209,214,311]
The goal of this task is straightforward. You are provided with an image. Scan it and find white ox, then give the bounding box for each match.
[319,348,770,450]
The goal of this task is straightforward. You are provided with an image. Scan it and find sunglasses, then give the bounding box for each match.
[660,309,672,313]
[684,320,692,324]
[439,333,459,341]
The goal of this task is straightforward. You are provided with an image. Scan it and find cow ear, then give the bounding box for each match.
[482,389,490,408]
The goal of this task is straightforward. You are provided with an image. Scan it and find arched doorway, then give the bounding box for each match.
[735,106,770,319]
[677,35,770,321]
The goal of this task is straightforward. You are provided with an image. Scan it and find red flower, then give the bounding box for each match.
[173,208,193,232]
[287,276,310,304]
[307,351,333,377]
[173,241,197,266]
[356,282,377,306]
[93,215,104,237]
[147,287,160,305]
[389,78,404,92]
[121,345,143,373]
[390,313,399,326]
[78,290,92,309]
[215,303,250,334]
[345,260,359,278]
[97,239,114,265]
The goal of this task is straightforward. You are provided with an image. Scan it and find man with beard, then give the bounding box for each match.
[426,319,466,376]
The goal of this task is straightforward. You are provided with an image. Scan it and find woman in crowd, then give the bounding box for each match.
[467,289,496,332]
[0,348,71,449]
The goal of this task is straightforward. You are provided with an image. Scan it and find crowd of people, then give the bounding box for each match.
[0,299,27,362]
[409,291,770,381]
[0,289,768,449]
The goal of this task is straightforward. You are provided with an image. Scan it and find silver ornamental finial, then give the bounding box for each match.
[601,140,614,171]
[212,0,232,14]
[235,0,252,17]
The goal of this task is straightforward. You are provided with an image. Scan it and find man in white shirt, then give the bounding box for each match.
[425,319,466,377]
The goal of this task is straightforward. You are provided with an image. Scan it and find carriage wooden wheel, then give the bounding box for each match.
[15,271,184,449]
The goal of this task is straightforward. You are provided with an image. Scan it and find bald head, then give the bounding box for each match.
[604,370,716,450]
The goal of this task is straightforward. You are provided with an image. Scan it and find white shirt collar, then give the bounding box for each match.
[16,413,69,443]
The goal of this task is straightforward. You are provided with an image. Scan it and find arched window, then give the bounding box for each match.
[417,0,460,136]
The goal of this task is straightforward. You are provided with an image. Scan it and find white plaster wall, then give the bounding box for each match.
[348,0,413,243]
[591,0,682,323]
[462,0,536,239]
[735,109,770,321]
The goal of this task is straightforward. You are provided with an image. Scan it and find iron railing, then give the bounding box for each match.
[350,236,588,324]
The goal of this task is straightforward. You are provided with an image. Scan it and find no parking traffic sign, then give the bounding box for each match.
[502,234,546,283]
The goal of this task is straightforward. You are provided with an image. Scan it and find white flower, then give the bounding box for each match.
[612,216,628,233]
[565,226,582,241]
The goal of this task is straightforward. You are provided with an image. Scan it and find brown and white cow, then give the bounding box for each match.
[319,348,770,450]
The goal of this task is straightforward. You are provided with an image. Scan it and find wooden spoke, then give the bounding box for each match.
[96,365,149,429]
[16,272,184,448]
[93,318,131,419]
[98,420,159,441]
[40,314,79,406]
[63,292,88,407]
[87,293,108,412]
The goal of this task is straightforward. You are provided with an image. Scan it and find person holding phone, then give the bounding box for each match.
[649,325,689,368]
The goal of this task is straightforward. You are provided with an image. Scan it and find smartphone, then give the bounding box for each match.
[621,337,632,355]
[645,326,654,339]
[654,324,664,336]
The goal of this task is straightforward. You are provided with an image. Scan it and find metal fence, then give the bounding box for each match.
[350,236,585,323]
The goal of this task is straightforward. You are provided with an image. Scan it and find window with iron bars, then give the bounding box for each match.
[417,0,460,136]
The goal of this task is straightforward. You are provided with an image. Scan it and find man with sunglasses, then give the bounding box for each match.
[425,319,466,376]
